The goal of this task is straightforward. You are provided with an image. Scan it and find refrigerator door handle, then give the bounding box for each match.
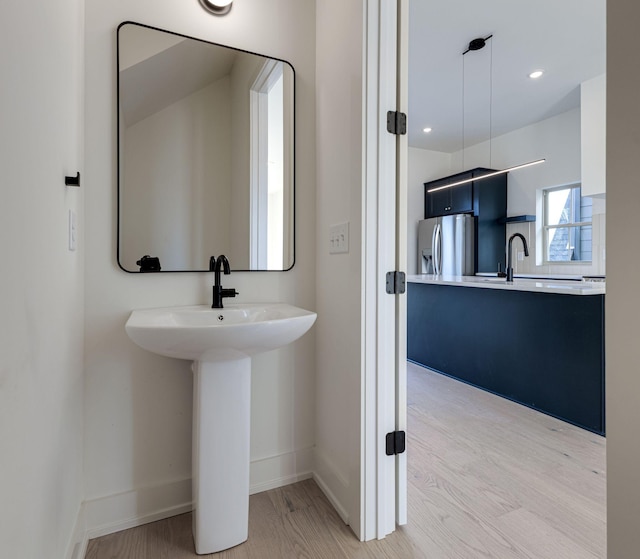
[431,224,438,275]
[438,223,443,275]
[434,223,442,275]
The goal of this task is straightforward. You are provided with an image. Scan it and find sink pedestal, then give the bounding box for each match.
[192,358,251,554]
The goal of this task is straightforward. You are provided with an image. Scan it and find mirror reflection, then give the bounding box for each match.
[117,22,295,272]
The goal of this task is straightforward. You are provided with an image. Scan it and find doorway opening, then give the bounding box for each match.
[403,0,607,554]
[250,60,285,270]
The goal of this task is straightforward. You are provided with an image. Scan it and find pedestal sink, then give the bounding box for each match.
[125,303,317,554]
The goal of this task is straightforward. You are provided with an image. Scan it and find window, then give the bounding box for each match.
[543,184,592,262]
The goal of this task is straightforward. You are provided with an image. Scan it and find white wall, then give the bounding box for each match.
[84,0,316,536]
[314,0,365,535]
[407,147,452,274]
[581,73,607,198]
[0,1,85,558]
[606,1,640,554]
[411,108,606,276]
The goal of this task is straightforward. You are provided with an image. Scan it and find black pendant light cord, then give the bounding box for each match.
[461,34,494,170]
[462,50,465,171]
[489,37,493,168]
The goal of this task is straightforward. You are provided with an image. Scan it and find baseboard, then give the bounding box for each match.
[249,445,314,494]
[65,503,88,559]
[83,477,193,541]
[313,449,350,525]
[76,446,316,547]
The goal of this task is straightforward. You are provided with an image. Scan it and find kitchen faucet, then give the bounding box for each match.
[506,233,529,283]
[209,255,239,308]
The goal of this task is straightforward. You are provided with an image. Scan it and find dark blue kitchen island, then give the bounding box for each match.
[407,275,606,435]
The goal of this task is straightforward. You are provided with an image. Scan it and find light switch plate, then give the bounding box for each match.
[69,210,77,251]
[329,222,349,254]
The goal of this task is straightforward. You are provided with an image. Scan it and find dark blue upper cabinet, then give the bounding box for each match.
[424,171,473,218]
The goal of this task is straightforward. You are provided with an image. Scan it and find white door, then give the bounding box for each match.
[394,0,409,527]
[362,0,408,539]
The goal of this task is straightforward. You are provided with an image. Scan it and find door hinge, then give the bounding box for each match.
[386,271,406,294]
[386,111,407,135]
[386,430,406,456]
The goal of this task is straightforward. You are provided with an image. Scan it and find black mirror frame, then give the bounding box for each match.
[116,21,296,273]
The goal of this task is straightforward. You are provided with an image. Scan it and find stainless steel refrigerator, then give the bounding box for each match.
[417,214,475,275]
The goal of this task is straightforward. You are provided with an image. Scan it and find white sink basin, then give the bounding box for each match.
[124,302,316,554]
[125,303,317,362]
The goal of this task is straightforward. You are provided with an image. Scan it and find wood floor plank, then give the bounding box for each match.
[496,507,601,559]
[85,522,149,558]
[85,362,606,559]
[238,491,299,559]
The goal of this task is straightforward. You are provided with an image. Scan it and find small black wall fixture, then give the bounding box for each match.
[65,172,81,187]
[136,255,162,272]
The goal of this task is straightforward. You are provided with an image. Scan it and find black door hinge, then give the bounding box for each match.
[386,271,406,294]
[386,431,406,456]
[386,111,407,135]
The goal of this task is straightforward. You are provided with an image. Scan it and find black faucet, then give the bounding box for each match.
[209,255,238,308]
[506,233,529,283]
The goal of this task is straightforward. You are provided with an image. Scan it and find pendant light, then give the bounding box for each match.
[427,35,545,194]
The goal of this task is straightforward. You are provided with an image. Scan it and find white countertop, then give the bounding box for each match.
[407,274,606,295]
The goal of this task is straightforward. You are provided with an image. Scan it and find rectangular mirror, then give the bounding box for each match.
[117,22,295,272]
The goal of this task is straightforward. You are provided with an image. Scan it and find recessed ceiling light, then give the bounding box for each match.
[529,70,544,79]
[423,127,432,133]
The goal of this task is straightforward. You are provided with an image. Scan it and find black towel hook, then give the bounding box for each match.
[65,172,81,187]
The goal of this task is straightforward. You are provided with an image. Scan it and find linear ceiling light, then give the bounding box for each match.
[426,158,546,193]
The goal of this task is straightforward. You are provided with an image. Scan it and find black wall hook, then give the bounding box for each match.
[65,172,81,187]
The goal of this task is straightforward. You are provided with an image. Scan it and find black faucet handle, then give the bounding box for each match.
[209,256,216,271]
[221,288,238,298]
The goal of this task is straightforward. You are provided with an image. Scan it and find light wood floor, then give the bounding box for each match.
[85,363,606,558]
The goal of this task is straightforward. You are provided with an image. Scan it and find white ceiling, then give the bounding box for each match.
[408,0,606,152]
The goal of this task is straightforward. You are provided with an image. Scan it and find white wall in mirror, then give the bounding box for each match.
[122,77,234,269]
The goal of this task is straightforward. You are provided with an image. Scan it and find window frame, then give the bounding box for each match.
[542,183,592,264]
